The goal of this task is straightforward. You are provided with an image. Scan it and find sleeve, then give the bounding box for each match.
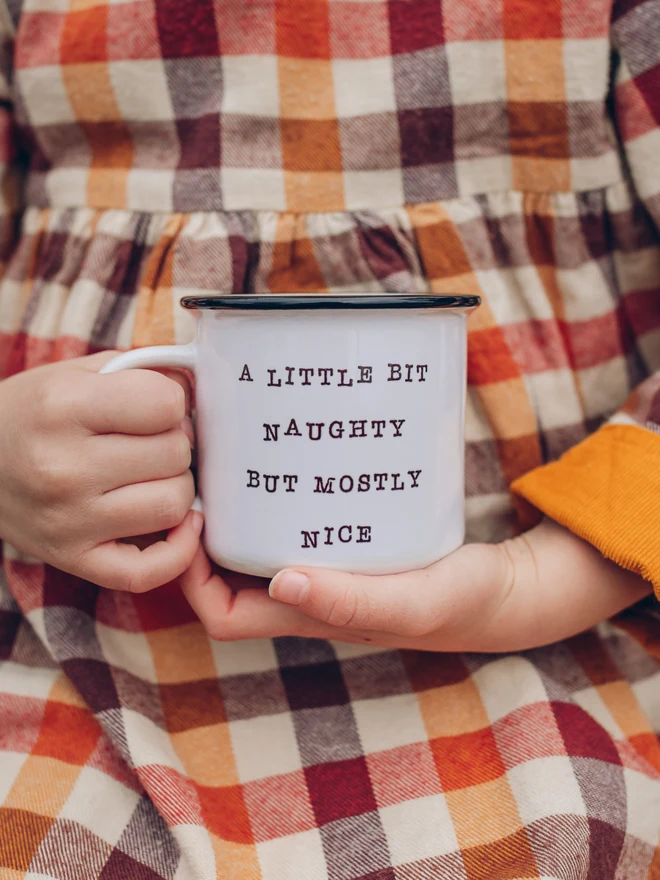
[0,2,25,377]
[511,0,660,593]
[0,2,21,274]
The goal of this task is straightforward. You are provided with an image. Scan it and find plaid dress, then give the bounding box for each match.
[2,0,660,877]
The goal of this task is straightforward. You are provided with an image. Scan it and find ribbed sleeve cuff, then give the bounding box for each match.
[511,424,660,594]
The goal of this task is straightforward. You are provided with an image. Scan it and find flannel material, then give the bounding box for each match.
[1,0,660,877]
[511,0,660,590]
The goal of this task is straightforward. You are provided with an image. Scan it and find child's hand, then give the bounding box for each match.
[180,519,652,651]
[0,353,202,591]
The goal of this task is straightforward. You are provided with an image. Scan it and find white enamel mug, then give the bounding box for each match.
[100,294,479,577]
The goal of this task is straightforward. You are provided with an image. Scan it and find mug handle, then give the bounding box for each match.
[100,343,203,513]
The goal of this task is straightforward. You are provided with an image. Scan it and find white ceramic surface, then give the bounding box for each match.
[101,298,473,577]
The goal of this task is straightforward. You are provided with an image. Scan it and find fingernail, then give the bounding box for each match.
[269,570,309,605]
[191,510,204,534]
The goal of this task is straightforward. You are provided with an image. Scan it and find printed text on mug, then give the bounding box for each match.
[239,363,428,549]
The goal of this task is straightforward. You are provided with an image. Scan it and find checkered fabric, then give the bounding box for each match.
[0,0,660,877]
[4,0,632,213]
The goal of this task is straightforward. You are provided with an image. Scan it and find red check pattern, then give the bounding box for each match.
[0,0,660,877]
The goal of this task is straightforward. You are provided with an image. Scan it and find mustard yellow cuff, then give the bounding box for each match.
[511,424,660,594]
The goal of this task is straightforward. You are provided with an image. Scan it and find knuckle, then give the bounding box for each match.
[182,471,196,504]
[74,378,116,434]
[204,617,237,642]
[33,456,77,501]
[118,568,149,594]
[38,377,75,427]
[171,430,192,473]
[205,621,226,641]
[326,586,363,628]
[153,485,190,530]
[104,558,155,594]
[170,383,187,421]
[154,497,184,531]
[147,373,186,424]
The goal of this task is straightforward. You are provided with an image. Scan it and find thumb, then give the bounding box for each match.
[268,543,508,638]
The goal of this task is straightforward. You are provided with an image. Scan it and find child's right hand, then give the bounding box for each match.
[0,352,203,591]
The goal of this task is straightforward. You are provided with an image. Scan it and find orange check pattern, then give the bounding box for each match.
[0,0,660,877]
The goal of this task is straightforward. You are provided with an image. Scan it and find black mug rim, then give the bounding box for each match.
[181,294,480,311]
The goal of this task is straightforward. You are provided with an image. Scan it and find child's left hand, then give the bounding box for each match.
[179,519,652,652]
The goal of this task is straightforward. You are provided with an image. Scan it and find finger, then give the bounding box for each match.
[79,509,204,592]
[179,546,345,641]
[99,472,195,539]
[180,415,195,448]
[91,429,192,491]
[70,350,123,371]
[154,369,194,415]
[268,543,510,638]
[78,369,187,435]
[180,547,429,646]
[72,352,194,415]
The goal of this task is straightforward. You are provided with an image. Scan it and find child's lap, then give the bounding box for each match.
[2,561,660,879]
